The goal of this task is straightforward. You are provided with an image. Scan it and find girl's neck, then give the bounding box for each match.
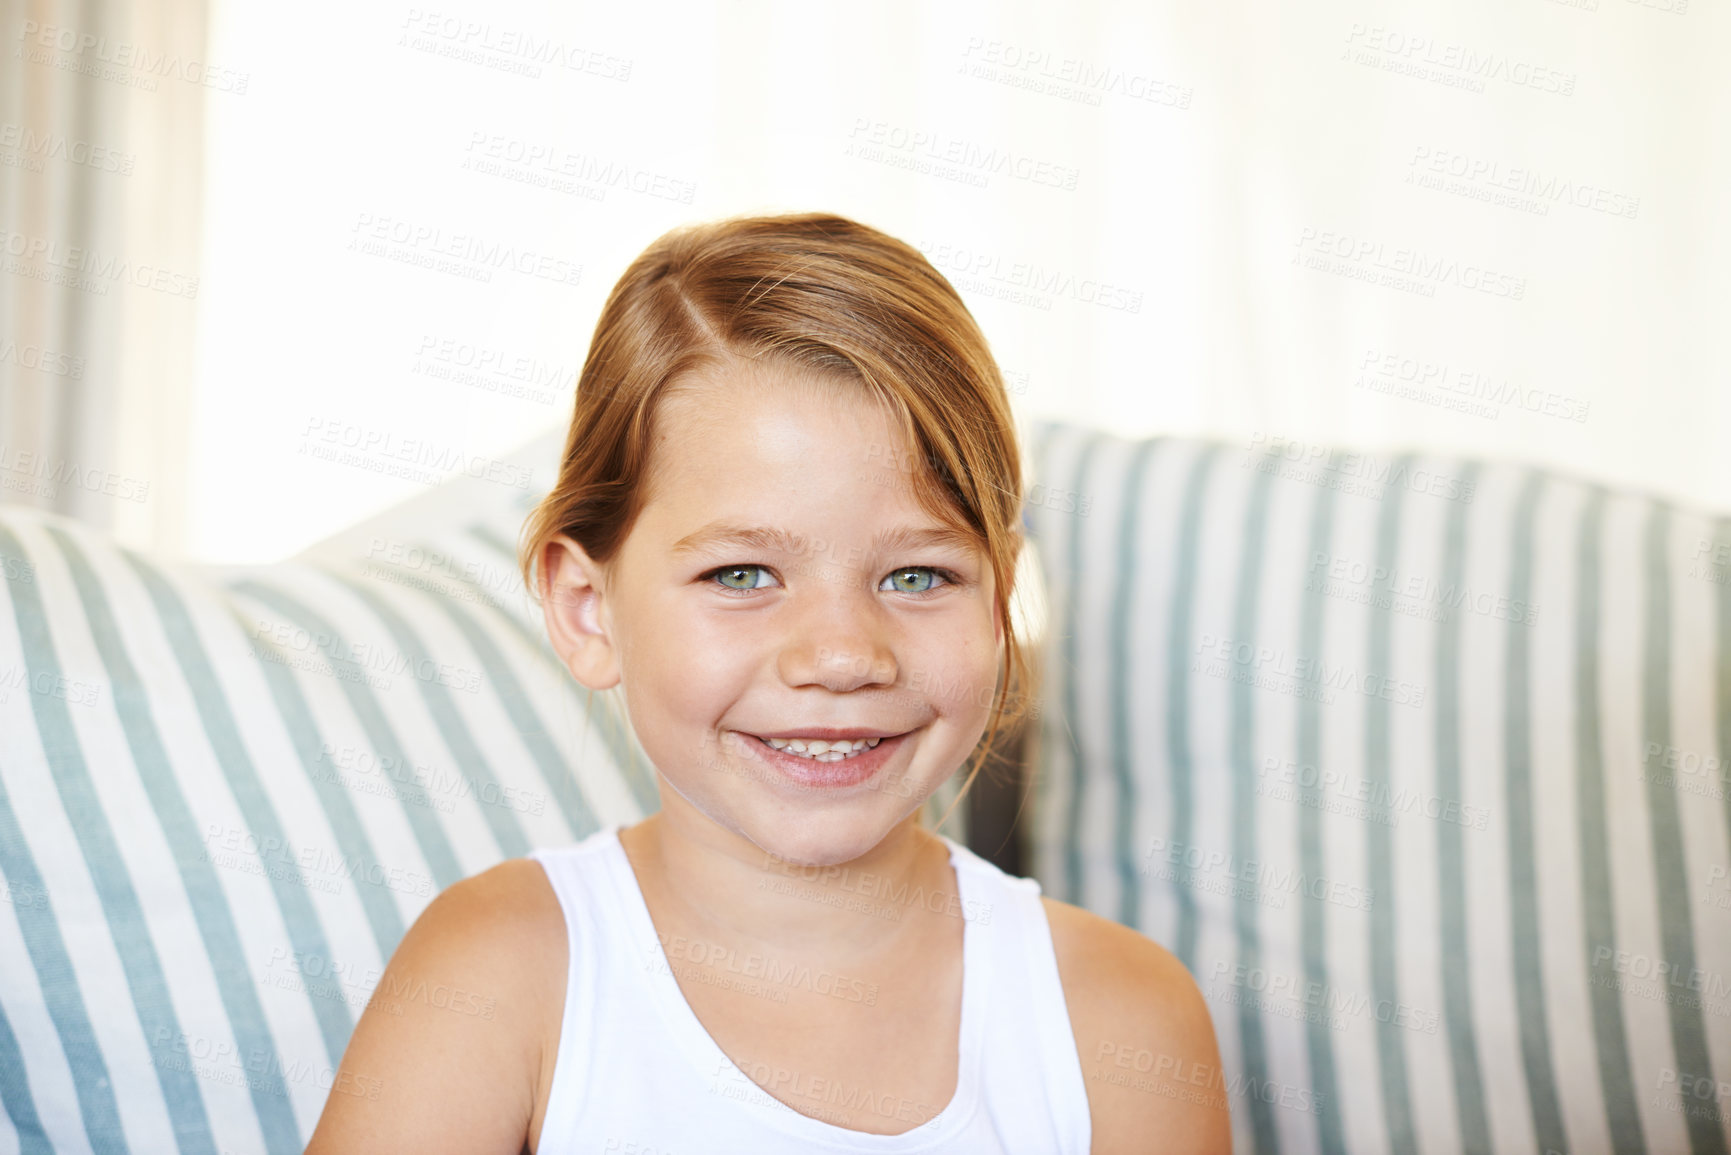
[617,805,958,961]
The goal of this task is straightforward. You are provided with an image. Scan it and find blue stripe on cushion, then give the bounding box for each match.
[1109,439,1158,928]
[227,580,463,890]
[1165,447,1219,974]
[118,546,353,1074]
[1294,472,1346,1155]
[236,617,407,961]
[1641,507,1726,1155]
[48,526,300,1153]
[1574,491,1647,1154]
[0,994,53,1154]
[1,521,207,1154]
[1230,457,1279,1155]
[1434,463,1491,1155]
[1506,475,1569,1155]
[334,574,532,860]
[0,762,126,1154]
[1367,455,1417,1153]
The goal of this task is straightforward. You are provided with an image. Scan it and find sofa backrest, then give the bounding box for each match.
[0,458,652,1152]
[1023,421,1731,1155]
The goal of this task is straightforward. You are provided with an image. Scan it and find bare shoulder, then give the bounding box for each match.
[1042,897,1231,1155]
[305,858,568,1155]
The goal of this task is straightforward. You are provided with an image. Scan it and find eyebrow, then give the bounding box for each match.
[669,522,982,559]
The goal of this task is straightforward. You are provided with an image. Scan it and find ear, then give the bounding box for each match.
[539,534,622,691]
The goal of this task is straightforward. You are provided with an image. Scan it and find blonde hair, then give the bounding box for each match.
[517,211,1028,826]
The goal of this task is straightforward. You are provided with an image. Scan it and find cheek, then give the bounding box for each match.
[620,601,754,713]
[916,620,1002,720]
[617,636,735,780]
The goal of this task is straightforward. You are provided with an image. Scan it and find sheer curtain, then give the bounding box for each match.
[9,0,1727,562]
[0,0,209,555]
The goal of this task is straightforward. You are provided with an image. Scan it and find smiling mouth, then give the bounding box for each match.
[734,729,913,789]
[755,736,882,762]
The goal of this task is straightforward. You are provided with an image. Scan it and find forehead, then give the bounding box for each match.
[646,360,897,488]
[632,359,961,541]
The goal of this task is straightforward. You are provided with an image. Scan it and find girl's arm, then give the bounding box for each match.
[304,859,567,1154]
[1045,898,1233,1155]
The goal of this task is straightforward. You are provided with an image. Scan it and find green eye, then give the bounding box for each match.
[714,565,770,590]
[882,567,945,593]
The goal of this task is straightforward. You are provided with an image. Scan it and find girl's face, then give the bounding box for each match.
[550,359,1004,866]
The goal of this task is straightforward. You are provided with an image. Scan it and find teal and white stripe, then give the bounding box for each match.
[1026,422,1731,1155]
[0,488,650,1151]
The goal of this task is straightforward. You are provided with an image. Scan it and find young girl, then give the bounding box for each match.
[306,213,1228,1153]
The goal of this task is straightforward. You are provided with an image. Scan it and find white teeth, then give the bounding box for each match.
[759,736,884,761]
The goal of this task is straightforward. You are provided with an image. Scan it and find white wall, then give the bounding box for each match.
[187,0,1729,565]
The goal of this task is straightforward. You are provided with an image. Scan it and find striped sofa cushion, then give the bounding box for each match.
[0,435,658,1152]
[1024,422,1731,1155]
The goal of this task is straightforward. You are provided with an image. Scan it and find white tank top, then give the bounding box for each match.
[527,825,1093,1154]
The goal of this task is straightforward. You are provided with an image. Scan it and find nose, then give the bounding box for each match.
[776,594,899,693]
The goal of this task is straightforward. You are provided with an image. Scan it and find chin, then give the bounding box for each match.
[737,800,913,868]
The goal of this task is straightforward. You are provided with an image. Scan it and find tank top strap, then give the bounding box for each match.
[526,827,624,1143]
[937,836,1093,1153]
